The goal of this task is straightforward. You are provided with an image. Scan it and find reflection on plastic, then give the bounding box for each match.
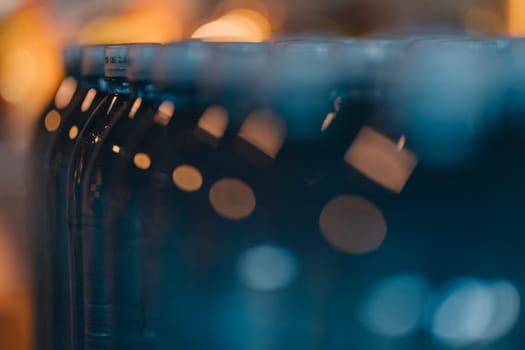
[54,77,77,109]
[344,127,417,193]
[319,195,387,255]
[80,89,97,112]
[154,100,174,126]
[321,112,336,132]
[128,97,142,119]
[197,105,229,141]
[238,244,297,291]
[238,110,286,159]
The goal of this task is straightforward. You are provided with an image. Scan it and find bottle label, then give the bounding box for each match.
[104,46,129,78]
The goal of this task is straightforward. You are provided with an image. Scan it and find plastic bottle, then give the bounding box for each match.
[66,43,135,350]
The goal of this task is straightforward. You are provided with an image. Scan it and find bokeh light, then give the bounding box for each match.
[154,101,175,126]
[480,280,520,342]
[112,145,121,154]
[464,7,505,35]
[197,105,229,141]
[319,195,387,255]
[429,277,521,347]
[238,110,286,159]
[344,127,418,193]
[209,178,256,220]
[133,152,151,170]
[430,278,493,347]
[80,89,97,112]
[43,110,61,133]
[238,244,298,291]
[360,274,432,338]
[68,125,79,140]
[0,6,62,142]
[78,4,182,44]
[0,221,31,350]
[172,165,203,192]
[0,49,37,104]
[191,9,271,42]
[508,0,525,35]
[128,97,142,119]
[54,77,77,110]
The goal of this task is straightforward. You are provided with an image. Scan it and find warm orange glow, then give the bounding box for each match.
[508,0,525,35]
[44,110,61,132]
[212,0,285,31]
[112,145,121,154]
[397,135,406,151]
[321,112,337,132]
[78,5,182,44]
[172,165,203,192]
[320,195,387,255]
[81,89,97,112]
[129,97,142,119]
[154,101,175,126]
[0,222,32,350]
[0,0,21,17]
[107,96,117,114]
[209,178,256,220]
[54,77,77,110]
[197,105,229,140]
[133,152,151,170]
[68,125,79,140]
[223,9,271,39]
[0,7,62,121]
[238,110,286,159]
[464,7,505,34]
[0,49,37,104]
[344,127,418,193]
[191,8,271,42]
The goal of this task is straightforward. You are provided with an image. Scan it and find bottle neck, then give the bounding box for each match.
[106,78,129,94]
[129,81,156,99]
[157,87,209,106]
[155,84,204,100]
[81,76,108,92]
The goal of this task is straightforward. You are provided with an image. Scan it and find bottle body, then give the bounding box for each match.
[68,78,132,349]
[31,74,86,350]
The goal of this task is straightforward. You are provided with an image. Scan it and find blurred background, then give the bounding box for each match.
[1,0,525,349]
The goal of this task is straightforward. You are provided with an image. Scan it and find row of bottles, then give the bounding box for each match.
[32,36,525,350]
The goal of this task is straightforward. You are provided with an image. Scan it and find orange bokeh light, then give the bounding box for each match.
[78,6,182,44]
[508,0,525,35]
[0,7,62,112]
[191,8,271,42]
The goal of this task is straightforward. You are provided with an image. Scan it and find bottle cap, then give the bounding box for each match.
[204,42,270,89]
[271,40,342,89]
[104,45,129,79]
[81,45,105,77]
[127,44,162,82]
[153,41,213,89]
[63,44,82,78]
